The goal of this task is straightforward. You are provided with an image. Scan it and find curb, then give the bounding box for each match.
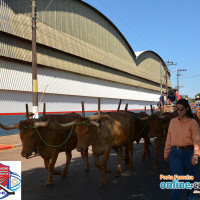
[0,144,22,151]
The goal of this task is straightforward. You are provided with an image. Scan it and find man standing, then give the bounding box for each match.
[160,91,166,107]
[175,89,181,101]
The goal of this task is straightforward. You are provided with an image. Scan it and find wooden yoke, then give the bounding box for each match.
[81,101,85,118]
[117,99,122,111]
[98,98,101,117]
[150,105,154,114]
[144,106,146,114]
[43,103,46,116]
[125,104,128,111]
[25,104,29,120]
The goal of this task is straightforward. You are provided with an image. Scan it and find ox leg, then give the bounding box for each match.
[44,159,60,175]
[99,149,111,187]
[61,151,72,178]
[44,159,49,171]
[124,146,130,164]
[127,142,133,171]
[81,148,90,172]
[154,137,161,170]
[46,153,59,187]
[44,158,61,175]
[142,136,151,161]
[93,153,111,173]
[113,148,122,177]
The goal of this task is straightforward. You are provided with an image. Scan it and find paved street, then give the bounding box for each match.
[0,141,199,200]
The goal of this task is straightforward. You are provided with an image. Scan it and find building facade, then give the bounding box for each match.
[0,0,171,135]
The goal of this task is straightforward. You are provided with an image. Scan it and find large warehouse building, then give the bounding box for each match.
[0,0,171,135]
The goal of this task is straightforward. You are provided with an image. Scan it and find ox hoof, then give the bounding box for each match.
[84,168,89,173]
[106,168,112,173]
[53,170,61,175]
[124,157,129,164]
[115,172,121,177]
[153,166,159,171]
[99,182,106,187]
[128,167,133,171]
[46,183,53,188]
[142,156,146,161]
[147,153,151,157]
[61,174,67,179]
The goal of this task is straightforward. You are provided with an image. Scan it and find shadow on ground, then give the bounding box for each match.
[21,141,200,200]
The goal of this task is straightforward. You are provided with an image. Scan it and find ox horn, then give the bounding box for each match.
[158,115,166,119]
[88,114,108,121]
[88,115,100,120]
[57,120,77,128]
[138,117,148,121]
[90,120,100,127]
[0,123,19,130]
[34,116,51,128]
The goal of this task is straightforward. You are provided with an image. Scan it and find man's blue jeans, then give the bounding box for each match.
[169,146,196,200]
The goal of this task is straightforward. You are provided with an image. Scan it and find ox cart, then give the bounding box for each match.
[161,105,176,113]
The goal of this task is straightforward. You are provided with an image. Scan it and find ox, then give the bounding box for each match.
[139,112,176,170]
[59,111,135,186]
[0,107,89,187]
[123,111,151,163]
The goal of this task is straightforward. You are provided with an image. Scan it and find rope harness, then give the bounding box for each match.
[23,119,91,148]
[134,112,161,138]
[23,113,161,148]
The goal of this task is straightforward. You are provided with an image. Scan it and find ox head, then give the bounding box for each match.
[0,117,50,158]
[138,114,166,138]
[147,115,166,138]
[19,117,50,158]
[57,114,108,152]
[76,114,108,152]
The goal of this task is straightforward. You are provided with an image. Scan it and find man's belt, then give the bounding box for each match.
[172,145,193,150]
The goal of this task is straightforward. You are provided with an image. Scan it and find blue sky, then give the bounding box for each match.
[82,0,200,98]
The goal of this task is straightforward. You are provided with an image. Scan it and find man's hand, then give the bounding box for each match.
[164,156,169,162]
[192,154,198,166]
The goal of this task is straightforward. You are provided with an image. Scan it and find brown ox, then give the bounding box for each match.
[123,111,151,163]
[0,112,89,187]
[139,112,176,170]
[60,111,135,186]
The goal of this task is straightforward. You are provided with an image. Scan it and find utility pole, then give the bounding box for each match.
[32,0,38,118]
[177,69,187,91]
[164,61,177,95]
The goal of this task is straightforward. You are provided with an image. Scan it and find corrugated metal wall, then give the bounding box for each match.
[0,59,160,101]
[0,0,170,92]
